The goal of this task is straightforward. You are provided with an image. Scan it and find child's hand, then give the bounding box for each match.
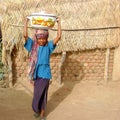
[56,17,61,24]
[29,80,34,86]
[25,17,30,23]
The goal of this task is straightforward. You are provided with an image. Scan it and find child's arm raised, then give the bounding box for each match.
[53,17,62,45]
[24,17,29,42]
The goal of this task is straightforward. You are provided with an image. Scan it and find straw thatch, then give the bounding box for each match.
[0,0,120,64]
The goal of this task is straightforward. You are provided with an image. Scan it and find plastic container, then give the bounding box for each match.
[27,11,57,29]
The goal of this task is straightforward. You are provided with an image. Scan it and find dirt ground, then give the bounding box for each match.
[0,79,120,120]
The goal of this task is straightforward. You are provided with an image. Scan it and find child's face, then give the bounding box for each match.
[37,38,47,46]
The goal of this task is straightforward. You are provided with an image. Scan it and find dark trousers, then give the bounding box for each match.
[32,78,49,113]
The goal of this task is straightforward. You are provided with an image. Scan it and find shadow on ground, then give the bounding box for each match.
[47,57,84,116]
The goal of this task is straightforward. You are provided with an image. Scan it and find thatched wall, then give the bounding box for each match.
[0,0,119,87]
[0,0,120,64]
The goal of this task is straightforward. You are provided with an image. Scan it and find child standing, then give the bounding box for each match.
[24,17,61,120]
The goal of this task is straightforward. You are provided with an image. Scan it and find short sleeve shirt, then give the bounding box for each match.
[24,37,56,80]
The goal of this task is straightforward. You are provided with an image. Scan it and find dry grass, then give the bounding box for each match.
[0,0,120,64]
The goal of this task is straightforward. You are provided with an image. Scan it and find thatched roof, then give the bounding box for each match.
[0,0,120,64]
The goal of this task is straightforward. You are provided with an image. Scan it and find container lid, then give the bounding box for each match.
[31,11,56,17]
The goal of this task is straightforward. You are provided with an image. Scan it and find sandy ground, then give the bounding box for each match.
[0,79,120,120]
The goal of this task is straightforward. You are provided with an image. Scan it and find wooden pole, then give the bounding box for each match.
[104,48,110,84]
[7,52,13,88]
[58,51,66,84]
